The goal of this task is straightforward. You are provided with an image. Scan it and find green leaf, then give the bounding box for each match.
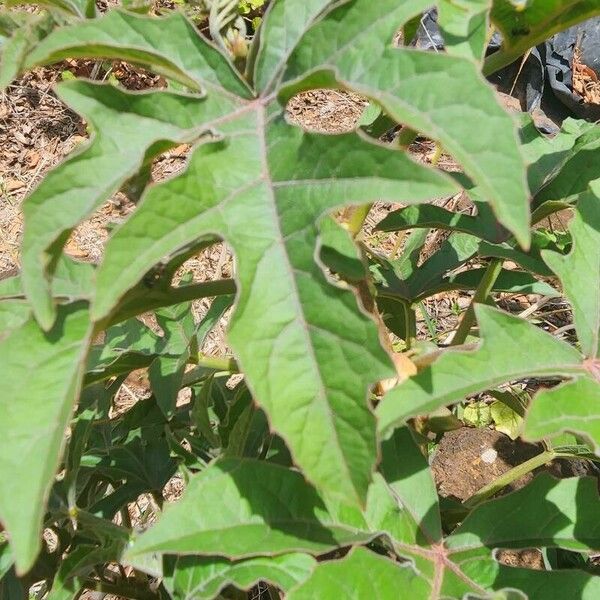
[446,473,600,552]
[376,203,505,243]
[319,217,367,282]
[24,9,251,95]
[447,268,559,297]
[519,115,592,197]
[90,95,456,506]
[85,317,161,384]
[543,184,600,358]
[0,11,55,89]
[486,0,600,74]
[490,399,523,440]
[0,303,92,574]
[124,458,371,560]
[47,543,124,600]
[437,0,491,63]
[252,0,333,93]
[283,0,530,246]
[149,297,197,418]
[379,427,442,544]
[525,376,600,452]
[535,127,600,204]
[377,232,481,303]
[364,473,421,546]
[0,300,31,333]
[461,555,600,599]
[163,553,316,600]
[21,80,238,329]
[287,547,430,599]
[377,305,584,437]
[0,256,95,302]
[463,401,493,428]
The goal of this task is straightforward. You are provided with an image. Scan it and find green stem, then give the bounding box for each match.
[483,47,522,76]
[430,143,443,167]
[464,450,555,508]
[403,302,417,350]
[100,278,236,331]
[397,127,418,148]
[193,353,238,372]
[451,258,503,346]
[464,450,581,508]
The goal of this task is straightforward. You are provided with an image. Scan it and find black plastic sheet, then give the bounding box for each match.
[413,10,600,122]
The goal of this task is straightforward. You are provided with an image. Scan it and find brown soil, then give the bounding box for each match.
[432,427,542,502]
[432,427,595,503]
[431,427,599,571]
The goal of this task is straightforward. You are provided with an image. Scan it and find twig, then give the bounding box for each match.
[450,258,503,345]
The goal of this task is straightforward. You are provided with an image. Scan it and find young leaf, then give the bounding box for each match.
[379,427,442,544]
[437,0,491,63]
[149,299,197,418]
[377,305,584,437]
[446,473,600,552]
[525,376,600,453]
[283,0,531,246]
[0,303,92,573]
[125,458,371,561]
[543,184,600,358]
[287,547,431,600]
[163,553,316,600]
[252,0,333,93]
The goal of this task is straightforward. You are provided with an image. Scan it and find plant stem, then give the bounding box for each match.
[193,353,238,372]
[451,258,503,346]
[430,143,443,167]
[397,127,418,148]
[101,278,237,331]
[464,450,583,508]
[464,450,555,508]
[403,301,417,350]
